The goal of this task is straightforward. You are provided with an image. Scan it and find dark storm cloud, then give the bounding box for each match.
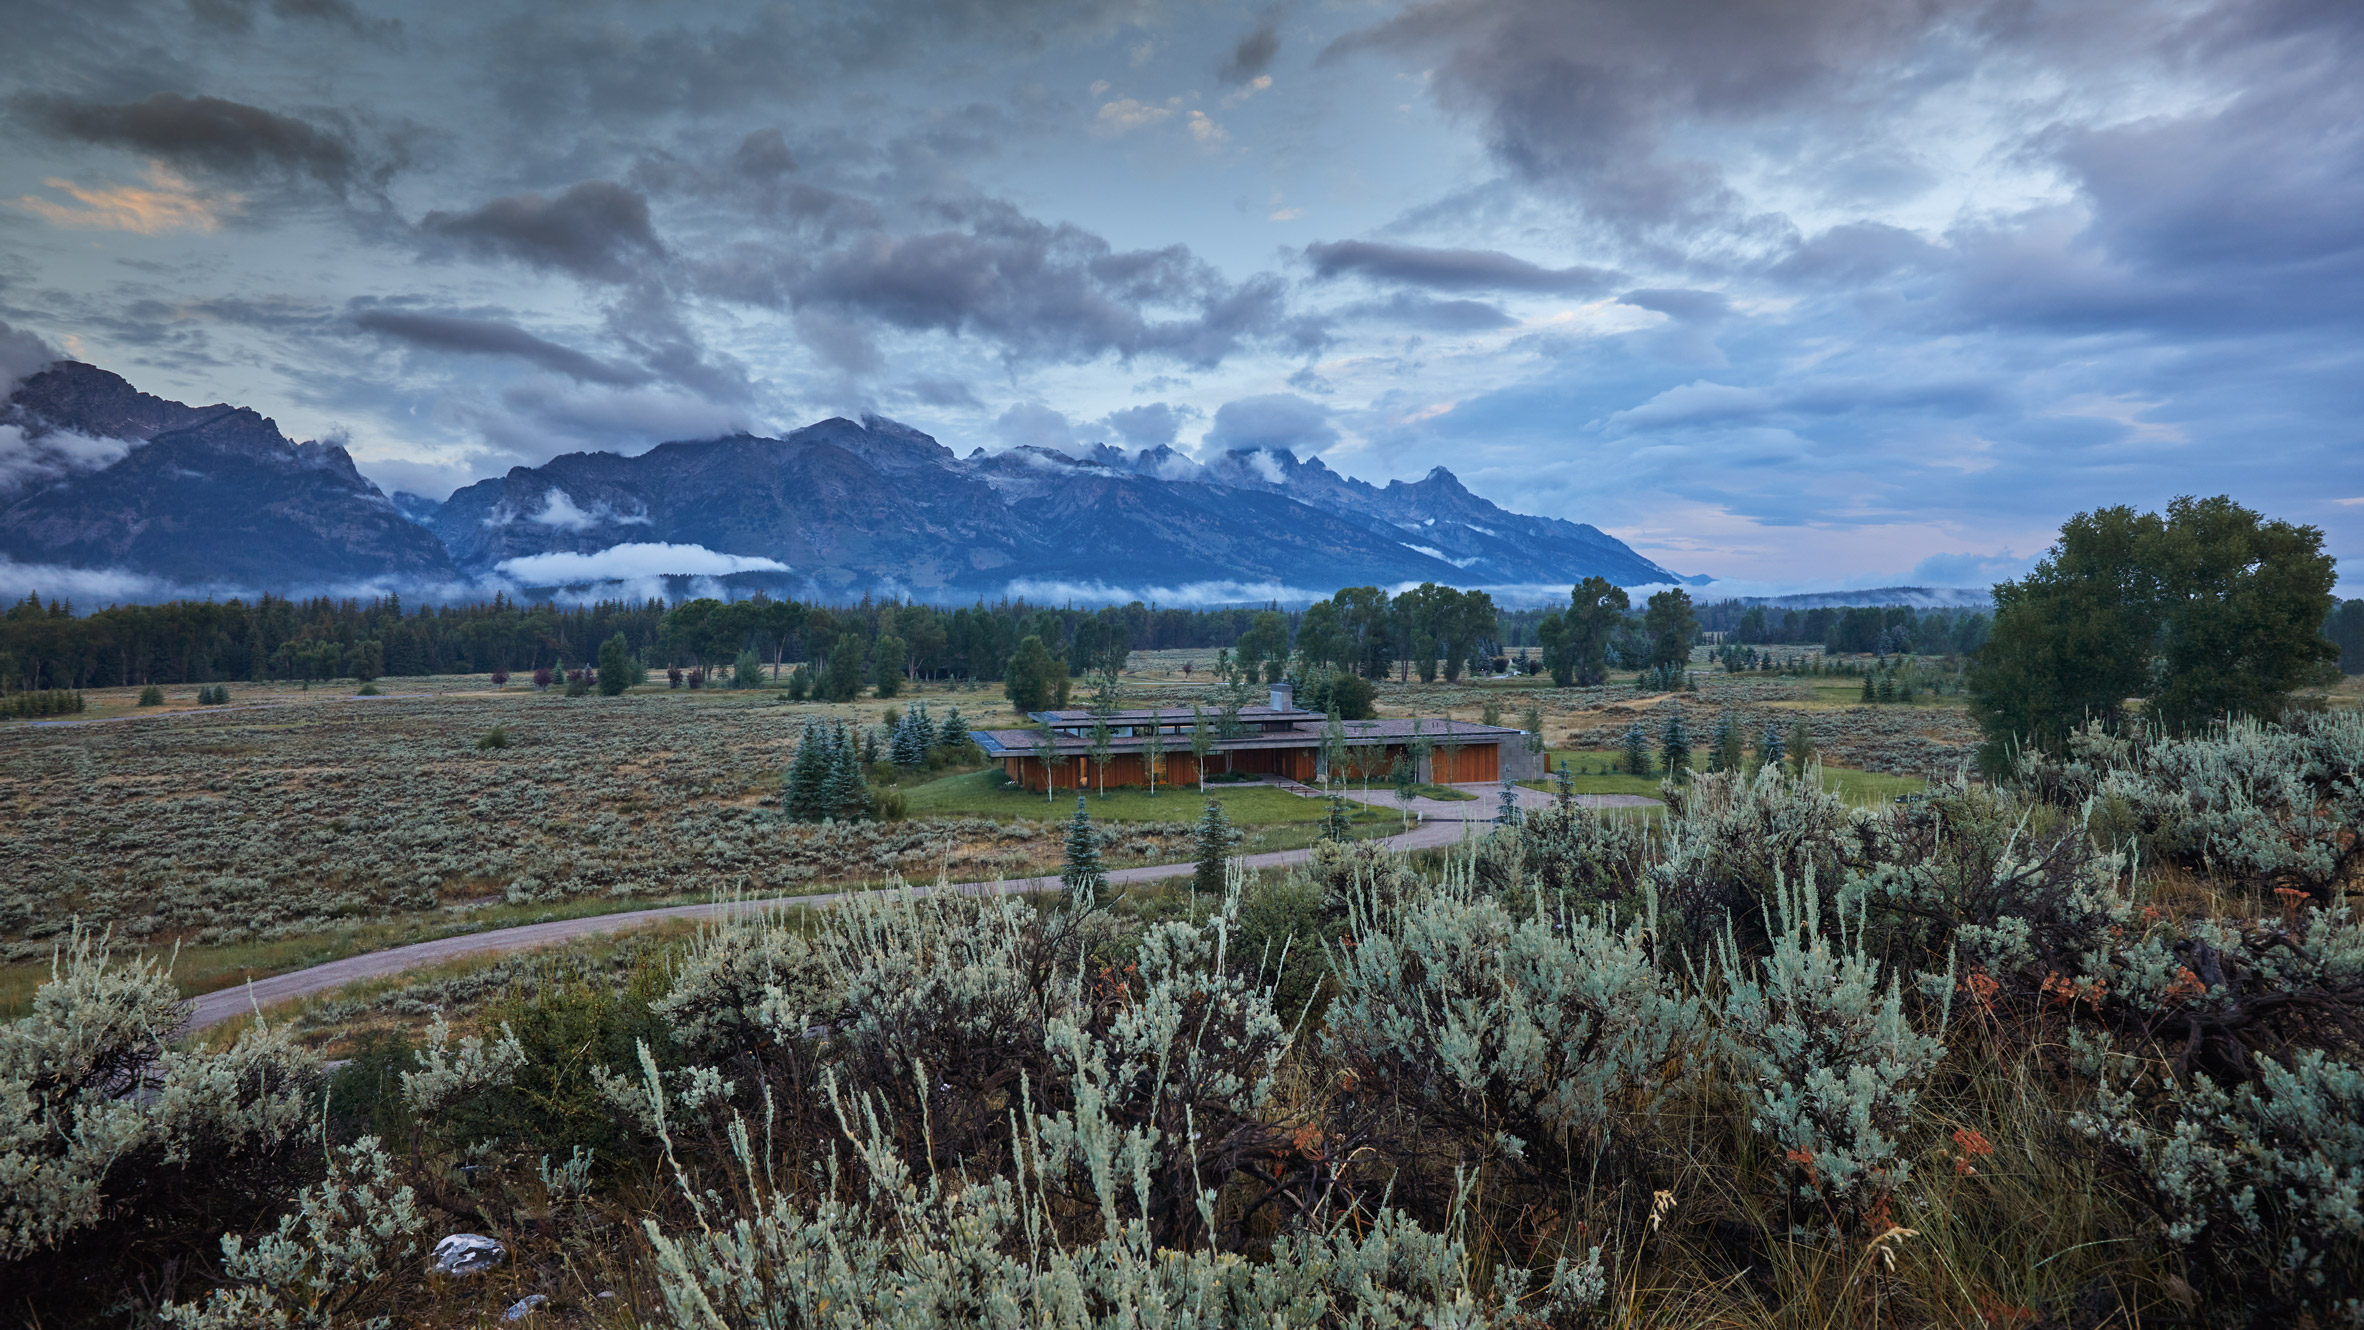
[477,0,1133,124]
[709,199,1323,370]
[900,378,981,409]
[1204,393,1337,453]
[1220,19,1282,84]
[1304,240,1614,293]
[1102,401,1197,447]
[420,181,665,283]
[16,92,385,193]
[351,309,651,386]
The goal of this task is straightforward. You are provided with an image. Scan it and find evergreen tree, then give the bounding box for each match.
[786,665,810,701]
[1861,673,1877,704]
[138,685,163,706]
[1192,798,1237,895]
[1786,718,1815,780]
[1553,759,1575,810]
[1758,722,1786,776]
[908,701,936,751]
[1496,776,1524,825]
[935,706,968,753]
[1322,793,1354,843]
[1060,795,1106,912]
[784,719,829,821]
[1660,708,1692,783]
[824,722,871,820]
[598,633,633,696]
[1708,709,1735,774]
[889,709,926,767]
[1622,719,1650,777]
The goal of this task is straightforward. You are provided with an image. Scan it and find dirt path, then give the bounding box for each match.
[187,813,1492,1030]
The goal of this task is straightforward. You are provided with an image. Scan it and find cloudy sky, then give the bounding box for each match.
[2,0,2358,594]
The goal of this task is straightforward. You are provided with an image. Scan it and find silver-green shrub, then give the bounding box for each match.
[2033,712,2364,900]
[1717,874,1949,1219]
[638,1060,1606,1328]
[2078,1049,2364,1321]
[159,1135,428,1330]
[1,928,317,1263]
[1649,765,1867,943]
[1324,878,1702,1165]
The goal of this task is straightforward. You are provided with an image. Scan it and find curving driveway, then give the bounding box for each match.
[186,787,1659,1031]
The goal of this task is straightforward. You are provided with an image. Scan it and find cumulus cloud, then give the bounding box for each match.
[16,92,387,194]
[421,181,665,282]
[494,542,788,584]
[353,308,650,385]
[1305,239,1615,293]
[1204,393,1338,454]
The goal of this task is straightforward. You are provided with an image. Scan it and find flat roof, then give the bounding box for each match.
[975,716,1526,757]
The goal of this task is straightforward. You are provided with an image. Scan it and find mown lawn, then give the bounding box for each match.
[1524,748,1929,805]
[904,768,1355,824]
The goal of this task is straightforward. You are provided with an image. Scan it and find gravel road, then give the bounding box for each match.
[185,790,1661,1030]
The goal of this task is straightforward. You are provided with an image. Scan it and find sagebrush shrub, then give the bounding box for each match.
[1324,878,1702,1172]
[1716,874,1950,1224]
[2078,1047,2364,1322]
[0,928,318,1275]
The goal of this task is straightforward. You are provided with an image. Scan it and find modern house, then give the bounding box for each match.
[974,682,1542,793]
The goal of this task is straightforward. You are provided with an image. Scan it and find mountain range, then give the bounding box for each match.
[1,361,1695,602]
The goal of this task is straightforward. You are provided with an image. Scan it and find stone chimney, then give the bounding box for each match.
[1269,680,1294,712]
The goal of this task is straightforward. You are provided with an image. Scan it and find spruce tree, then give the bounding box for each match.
[1060,795,1106,911]
[1496,776,1524,825]
[1708,709,1734,774]
[1786,718,1815,780]
[935,706,968,753]
[1861,673,1877,704]
[1192,798,1237,895]
[1759,722,1786,776]
[1554,759,1576,810]
[1660,708,1692,783]
[785,719,828,821]
[1322,793,1354,843]
[1622,719,1650,777]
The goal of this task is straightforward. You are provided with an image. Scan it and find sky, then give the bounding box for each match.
[0,0,2358,597]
